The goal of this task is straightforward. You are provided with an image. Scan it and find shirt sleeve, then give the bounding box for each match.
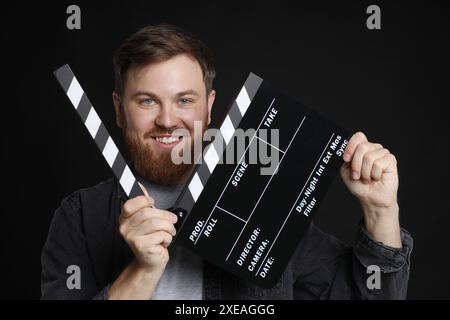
[41,192,105,299]
[350,222,413,299]
[92,284,111,300]
[292,221,413,300]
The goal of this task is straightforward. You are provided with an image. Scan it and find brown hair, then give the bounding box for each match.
[113,23,215,97]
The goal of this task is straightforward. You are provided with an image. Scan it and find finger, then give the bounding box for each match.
[132,217,177,237]
[134,232,173,254]
[145,231,173,248]
[360,148,390,182]
[124,207,178,228]
[139,232,173,252]
[121,195,155,219]
[343,132,367,162]
[138,182,154,208]
[340,162,353,187]
[372,153,398,180]
[351,142,383,180]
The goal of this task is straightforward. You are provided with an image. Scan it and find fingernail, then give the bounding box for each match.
[172,213,178,222]
[343,153,350,161]
[352,171,359,180]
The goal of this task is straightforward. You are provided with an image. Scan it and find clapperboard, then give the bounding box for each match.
[54,64,350,289]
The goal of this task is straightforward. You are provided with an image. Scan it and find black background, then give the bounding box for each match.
[1,0,448,299]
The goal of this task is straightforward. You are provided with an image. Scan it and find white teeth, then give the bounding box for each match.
[155,136,180,144]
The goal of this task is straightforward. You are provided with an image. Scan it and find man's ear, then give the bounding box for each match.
[206,89,216,126]
[112,92,125,128]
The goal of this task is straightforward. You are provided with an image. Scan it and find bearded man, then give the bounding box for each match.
[41,24,412,300]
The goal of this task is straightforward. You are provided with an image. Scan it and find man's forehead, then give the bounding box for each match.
[124,54,206,97]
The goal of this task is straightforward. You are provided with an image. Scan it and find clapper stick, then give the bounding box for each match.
[54,64,143,199]
[163,72,263,232]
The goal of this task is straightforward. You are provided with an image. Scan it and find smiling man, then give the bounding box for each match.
[115,52,214,186]
[41,24,412,300]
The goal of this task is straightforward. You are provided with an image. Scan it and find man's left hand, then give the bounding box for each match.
[340,131,402,248]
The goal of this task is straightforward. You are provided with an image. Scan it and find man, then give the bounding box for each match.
[41,24,412,299]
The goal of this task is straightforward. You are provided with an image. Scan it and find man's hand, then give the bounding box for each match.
[119,195,177,270]
[340,132,402,248]
[109,186,178,299]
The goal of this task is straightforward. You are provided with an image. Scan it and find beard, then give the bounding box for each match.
[122,120,207,186]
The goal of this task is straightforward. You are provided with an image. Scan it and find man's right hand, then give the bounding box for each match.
[119,194,178,271]
[108,187,178,300]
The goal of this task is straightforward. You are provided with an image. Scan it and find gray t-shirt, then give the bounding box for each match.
[138,177,203,300]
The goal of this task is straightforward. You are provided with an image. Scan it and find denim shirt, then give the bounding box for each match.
[41,178,413,300]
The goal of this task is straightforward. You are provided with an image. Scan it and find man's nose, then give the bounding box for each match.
[155,105,177,128]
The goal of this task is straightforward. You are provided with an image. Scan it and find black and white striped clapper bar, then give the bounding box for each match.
[54,65,144,199]
[54,64,261,229]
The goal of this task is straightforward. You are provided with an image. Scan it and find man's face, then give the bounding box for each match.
[113,54,215,185]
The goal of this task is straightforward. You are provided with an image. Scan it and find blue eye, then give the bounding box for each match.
[142,98,154,105]
[179,98,191,105]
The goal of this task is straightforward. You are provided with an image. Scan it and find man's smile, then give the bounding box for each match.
[151,134,184,149]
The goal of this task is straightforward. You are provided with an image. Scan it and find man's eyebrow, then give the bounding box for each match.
[131,90,200,99]
[176,89,200,98]
[131,91,159,99]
